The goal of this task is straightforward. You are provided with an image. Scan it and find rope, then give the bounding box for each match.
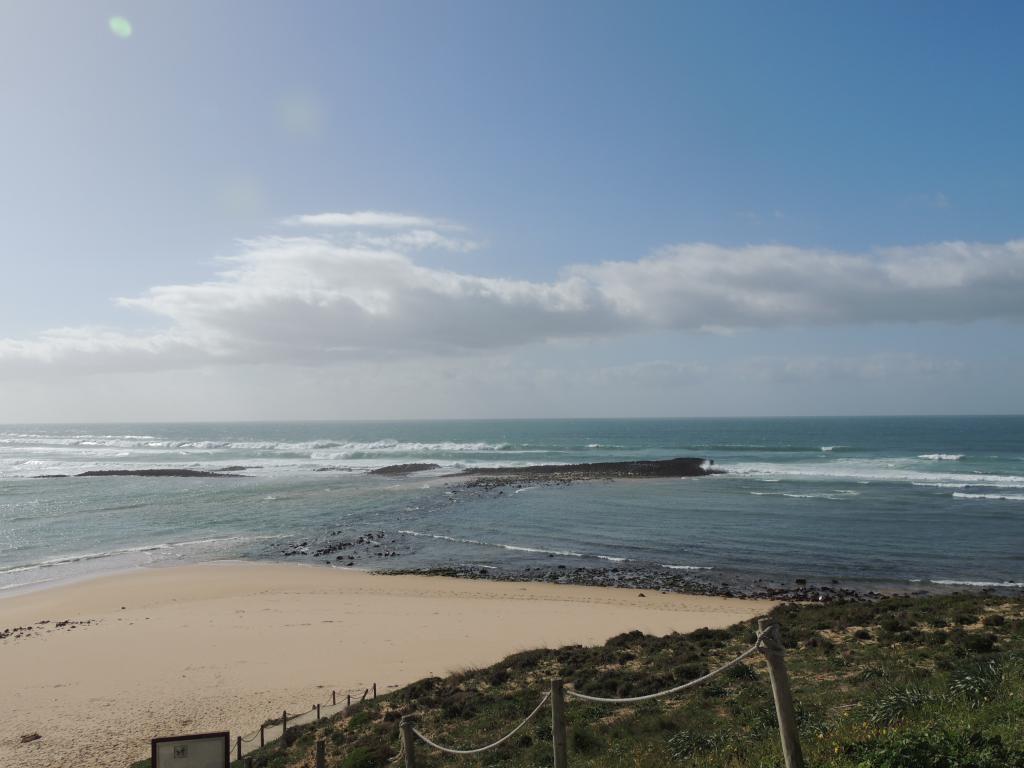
[412,691,551,755]
[564,629,769,704]
[388,741,404,764]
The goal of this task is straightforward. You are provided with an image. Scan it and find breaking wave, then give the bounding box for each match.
[729,460,1024,490]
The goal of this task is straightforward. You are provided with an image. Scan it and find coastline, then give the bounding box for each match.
[0,560,775,768]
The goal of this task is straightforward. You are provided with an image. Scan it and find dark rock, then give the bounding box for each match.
[447,457,717,489]
[73,469,245,478]
[369,463,442,475]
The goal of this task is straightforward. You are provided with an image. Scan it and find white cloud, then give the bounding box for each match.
[285,210,457,229]
[1,220,1023,376]
[574,240,1024,328]
[356,229,480,253]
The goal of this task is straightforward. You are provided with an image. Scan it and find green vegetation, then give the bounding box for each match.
[133,592,1024,768]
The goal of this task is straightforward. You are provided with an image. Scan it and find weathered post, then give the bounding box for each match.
[316,703,321,720]
[332,690,337,706]
[550,678,568,768]
[758,619,805,768]
[400,717,417,768]
[373,682,377,698]
[347,693,352,708]
[315,738,326,768]
[260,725,264,747]
[236,736,242,761]
[281,710,288,746]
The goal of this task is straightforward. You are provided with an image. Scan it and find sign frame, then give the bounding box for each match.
[151,731,230,768]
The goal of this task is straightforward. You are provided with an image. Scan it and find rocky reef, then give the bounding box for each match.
[368,463,442,475]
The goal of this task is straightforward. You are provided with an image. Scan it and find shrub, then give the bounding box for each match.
[854,729,1024,768]
[570,723,603,754]
[949,659,1005,706]
[864,685,932,725]
[339,746,375,768]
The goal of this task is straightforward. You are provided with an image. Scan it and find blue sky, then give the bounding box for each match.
[1,1,1022,420]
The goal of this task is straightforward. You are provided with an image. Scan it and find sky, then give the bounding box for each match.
[1,1,1022,421]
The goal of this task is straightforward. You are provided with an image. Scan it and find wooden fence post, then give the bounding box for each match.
[400,717,417,768]
[758,619,805,768]
[316,703,321,720]
[281,711,288,746]
[551,678,568,768]
[373,682,377,699]
[259,725,264,748]
[347,693,351,708]
[315,738,326,768]
[236,735,242,761]
[332,690,337,706]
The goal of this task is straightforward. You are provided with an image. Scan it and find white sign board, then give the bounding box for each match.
[152,732,229,768]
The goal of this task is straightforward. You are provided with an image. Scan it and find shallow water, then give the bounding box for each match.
[1,416,1022,592]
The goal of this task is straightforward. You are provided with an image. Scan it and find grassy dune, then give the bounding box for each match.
[136,592,1024,768]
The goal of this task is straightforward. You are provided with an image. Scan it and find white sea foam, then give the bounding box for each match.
[399,529,585,557]
[918,454,964,461]
[729,460,1024,490]
[398,529,644,563]
[0,535,275,576]
[749,491,855,500]
[931,579,1024,588]
[952,492,1024,501]
[396,530,712,570]
[0,433,514,455]
[660,563,712,571]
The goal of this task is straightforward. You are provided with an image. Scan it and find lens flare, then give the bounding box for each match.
[108,16,133,38]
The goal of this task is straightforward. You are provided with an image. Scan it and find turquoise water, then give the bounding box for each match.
[1,417,1023,593]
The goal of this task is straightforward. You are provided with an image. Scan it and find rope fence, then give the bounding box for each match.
[563,628,768,704]
[408,691,550,755]
[393,619,804,768]
[228,619,804,768]
[232,684,378,761]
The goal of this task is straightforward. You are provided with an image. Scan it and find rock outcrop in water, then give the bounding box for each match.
[369,463,441,475]
[452,457,715,483]
[73,469,245,478]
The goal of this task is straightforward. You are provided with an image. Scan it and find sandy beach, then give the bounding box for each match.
[0,562,775,767]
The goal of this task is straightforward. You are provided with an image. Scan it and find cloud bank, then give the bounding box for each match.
[1,213,1023,375]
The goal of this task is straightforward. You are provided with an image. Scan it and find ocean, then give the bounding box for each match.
[1,416,1022,594]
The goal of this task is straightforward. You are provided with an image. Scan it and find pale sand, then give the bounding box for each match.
[0,562,775,767]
